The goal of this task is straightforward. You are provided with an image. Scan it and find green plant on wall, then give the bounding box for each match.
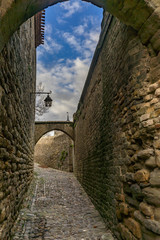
[28,65,32,73]
[58,150,68,169]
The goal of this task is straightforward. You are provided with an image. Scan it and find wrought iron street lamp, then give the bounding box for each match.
[44,94,52,107]
[31,91,53,107]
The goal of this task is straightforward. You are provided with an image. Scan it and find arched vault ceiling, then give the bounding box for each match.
[0,0,160,53]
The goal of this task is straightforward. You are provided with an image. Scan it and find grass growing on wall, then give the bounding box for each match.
[58,150,68,168]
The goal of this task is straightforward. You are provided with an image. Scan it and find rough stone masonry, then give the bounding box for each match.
[0,18,36,239]
[74,11,160,240]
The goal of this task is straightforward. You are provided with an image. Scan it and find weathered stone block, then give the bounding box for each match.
[154,208,160,221]
[139,202,154,217]
[130,183,142,197]
[0,208,6,223]
[134,169,150,183]
[144,94,153,102]
[155,149,160,167]
[116,193,125,202]
[137,149,154,160]
[142,119,154,127]
[150,98,159,105]
[154,140,160,149]
[118,223,137,240]
[140,113,150,122]
[141,225,160,240]
[124,217,142,239]
[150,168,160,187]
[148,83,159,92]
[145,157,157,168]
[155,88,160,96]
[145,219,160,235]
[0,192,4,200]
[119,202,129,216]
[142,187,160,206]
[150,109,160,118]
[125,172,135,182]
[116,207,122,220]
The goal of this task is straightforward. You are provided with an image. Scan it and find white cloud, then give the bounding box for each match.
[45,24,53,35]
[73,24,85,35]
[82,29,100,53]
[36,3,103,122]
[57,17,67,25]
[36,57,90,121]
[60,0,82,18]
[62,23,100,59]
[62,32,82,52]
[37,24,63,58]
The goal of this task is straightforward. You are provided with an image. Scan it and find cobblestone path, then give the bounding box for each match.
[13,164,115,240]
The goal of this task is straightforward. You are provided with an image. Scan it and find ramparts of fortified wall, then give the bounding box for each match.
[34,132,73,172]
[74,12,160,240]
[0,18,36,239]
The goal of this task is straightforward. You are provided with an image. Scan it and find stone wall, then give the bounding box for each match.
[74,13,160,239]
[0,18,36,239]
[34,131,73,172]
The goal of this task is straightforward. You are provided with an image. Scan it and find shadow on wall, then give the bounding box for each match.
[34,131,74,172]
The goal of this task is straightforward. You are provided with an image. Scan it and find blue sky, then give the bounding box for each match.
[36,0,103,121]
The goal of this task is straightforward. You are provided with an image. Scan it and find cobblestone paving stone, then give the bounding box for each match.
[12,164,115,240]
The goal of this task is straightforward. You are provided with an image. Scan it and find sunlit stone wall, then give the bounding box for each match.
[74,13,160,240]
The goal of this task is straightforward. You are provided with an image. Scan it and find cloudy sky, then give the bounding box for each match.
[36,0,103,121]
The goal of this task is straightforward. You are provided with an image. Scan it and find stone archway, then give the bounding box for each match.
[34,129,74,172]
[35,121,74,144]
[35,122,75,173]
[0,0,160,53]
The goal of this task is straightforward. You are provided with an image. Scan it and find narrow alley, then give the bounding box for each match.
[12,164,114,240]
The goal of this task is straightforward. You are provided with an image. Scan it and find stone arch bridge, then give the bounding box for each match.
[35,121,74,144]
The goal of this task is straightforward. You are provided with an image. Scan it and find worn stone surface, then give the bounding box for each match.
[150,168,160,187]
[134,210,160,235]
[134,169,150,183]
[145,157,157,168]
[139,202,154,217]
[124,218,142,239]
[119,203,129,216]
[137,149,154,160]
[118,223,137,240]
[34,131,73,172]
[74,11,160,240]
[0,18,36,239]
[154,208,160,222]
[142,188,160,207]
[12,164,115,240]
